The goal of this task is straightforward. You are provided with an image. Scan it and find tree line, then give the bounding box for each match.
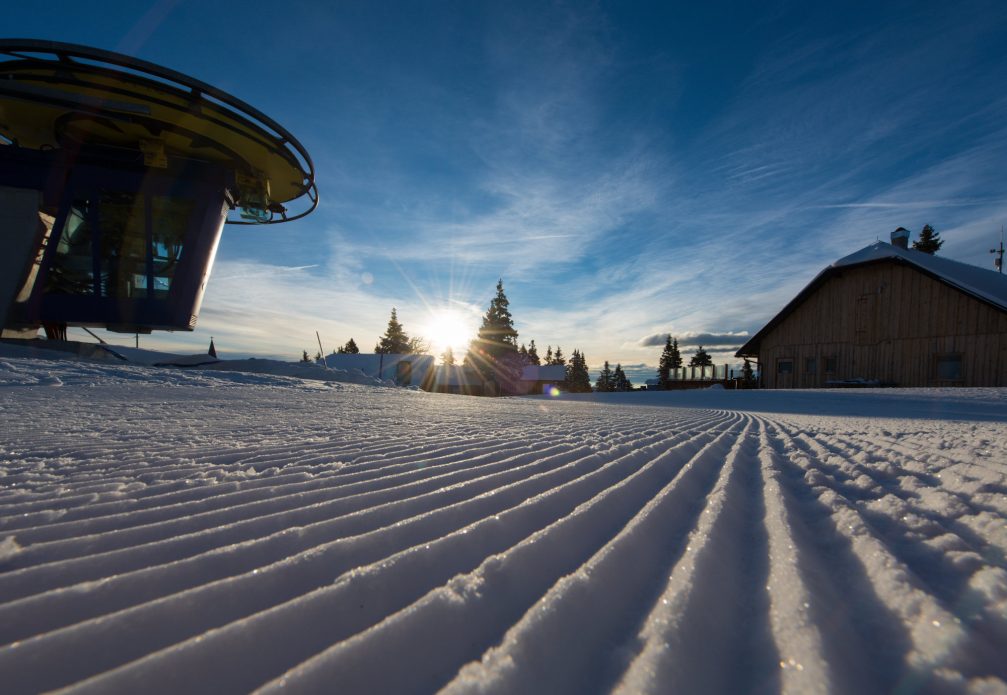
[300,279,752,393]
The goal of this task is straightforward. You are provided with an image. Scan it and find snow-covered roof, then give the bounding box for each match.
[832,241,1007,311]
[520,364,567,382]
[737,241,1007,357]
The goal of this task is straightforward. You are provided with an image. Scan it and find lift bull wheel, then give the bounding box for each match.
[0,39,317,336]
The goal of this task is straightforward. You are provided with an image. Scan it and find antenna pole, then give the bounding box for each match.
[992,226,1005,274]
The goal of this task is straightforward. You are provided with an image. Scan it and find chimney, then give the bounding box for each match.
[891,227,910,249]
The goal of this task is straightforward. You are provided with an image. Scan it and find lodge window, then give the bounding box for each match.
[936,354,962,381]
[777,358,793,374]
[824,356,837,373]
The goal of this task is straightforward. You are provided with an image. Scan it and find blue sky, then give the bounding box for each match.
[9,1,1007,381]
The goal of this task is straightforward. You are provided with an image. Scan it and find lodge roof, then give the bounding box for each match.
[736,241,1007,358]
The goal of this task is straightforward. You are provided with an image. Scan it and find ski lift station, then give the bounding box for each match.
[0,39,317,341]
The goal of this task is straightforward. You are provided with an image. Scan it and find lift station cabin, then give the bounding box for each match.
[0,39,317,341]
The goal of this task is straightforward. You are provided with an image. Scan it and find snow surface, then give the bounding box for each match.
[1,345,1006,694]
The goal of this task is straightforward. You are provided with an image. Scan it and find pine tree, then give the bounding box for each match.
[314,350,322,361]
[527,340,541,366]
[375,308,412,354]
[441,347,456,365]
[657,336,672,388]
[301,349,310,363]
[913,224,944,254]
[337,338,360,354]
[565,349,592,392]
[595,360,615,392]
[614,364,632,391]
[519,343,529,364]
[465,279,520,390]
[689,345,713,368]
[657,335,683,388]
[742,358,754,384]
[670,337,682,369]
[552,347,566,366]
[544,345,553,365]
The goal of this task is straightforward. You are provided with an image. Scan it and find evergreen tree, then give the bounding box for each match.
[595,360,615,392]
[519,343,529,364]
[689,345,713,368]
[465,279,520,390]
[314,350,322,361]
[527,340,541,366]
[552,347,566,366]
[375,308,412,354]
[742,358,755,384]
[565,349,592,392]
[657,335,683,387]
[614,364,632,391]
[301,349,310,363]
[913,224,944,254]
[337,338,360,354]
[543,345,553,365]
[657,336,672,388]
[441,347,456,366]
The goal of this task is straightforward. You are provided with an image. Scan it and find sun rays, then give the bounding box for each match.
[420,307,477,361]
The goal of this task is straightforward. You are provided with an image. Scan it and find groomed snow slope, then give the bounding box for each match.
[1,356,1006,694]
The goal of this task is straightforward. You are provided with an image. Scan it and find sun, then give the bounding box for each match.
[421,308,474,361]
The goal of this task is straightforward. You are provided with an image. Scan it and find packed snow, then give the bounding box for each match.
[1,344,1005,694]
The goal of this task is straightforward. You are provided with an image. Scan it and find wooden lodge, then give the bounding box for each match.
[736,232,1007,388]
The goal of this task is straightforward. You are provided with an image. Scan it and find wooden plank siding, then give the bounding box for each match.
[758,262,1007,388]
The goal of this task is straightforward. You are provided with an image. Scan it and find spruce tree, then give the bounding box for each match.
[337,338,360,354]
[689,345,713,368]
[742,358,754,384]
[552,347,566,366]
[441,347,456,365]
[527,340,541,366]
[614,364,632,391]
[595,360,615,392]
[565,349,592,392]
[658,336,673,388]
[375,308,412,354]
[544,345,553,365]
[657,335,684,387]
[913,224,944,254]
[465,279,520,389]
[301,349,310,363]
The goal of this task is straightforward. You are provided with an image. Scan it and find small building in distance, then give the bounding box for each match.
[430,364,488,396]
[736,230,1007,388]
[519,364,567,394]
[321,353,435,389]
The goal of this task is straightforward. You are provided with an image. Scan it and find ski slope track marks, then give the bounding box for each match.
[0,356,1006,694]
